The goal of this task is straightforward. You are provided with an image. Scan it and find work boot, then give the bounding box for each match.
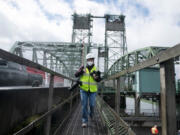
[82,123,87,128]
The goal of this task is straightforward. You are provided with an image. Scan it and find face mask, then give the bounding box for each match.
[87,61,93,66]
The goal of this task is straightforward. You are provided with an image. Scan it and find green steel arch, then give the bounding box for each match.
[107,46,168,77]
[10,41,84,78]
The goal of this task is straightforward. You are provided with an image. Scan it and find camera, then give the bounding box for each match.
[90,71,101,78]
[68,69,101,92]
[68,79,82,92]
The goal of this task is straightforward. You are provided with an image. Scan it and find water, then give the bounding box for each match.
[125,97,161,134]
[125,97,159,116]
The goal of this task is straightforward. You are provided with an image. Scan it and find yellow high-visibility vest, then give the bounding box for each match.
[80,66,97,92]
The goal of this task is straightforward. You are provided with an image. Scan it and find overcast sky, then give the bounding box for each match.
[0,0,180,78]
[0,0,180,51]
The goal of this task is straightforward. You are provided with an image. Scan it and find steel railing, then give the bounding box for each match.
[102,43,180,135]
[13,91,79,135]
[0,49,78,135]
[96,95,136,135]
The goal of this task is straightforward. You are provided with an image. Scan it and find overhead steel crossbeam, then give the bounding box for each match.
[0,49,75,81]
[71,13,128,74]
[72,13,92,47]
[105,44,180,81]
[107,46,168,77]
[10,41,84,77]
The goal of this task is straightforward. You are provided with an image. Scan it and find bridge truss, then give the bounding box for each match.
[1,12,180,135]
[71,13,128,74]
[107,46,168,76]
[105,46,168,91]
[10,41,84,78]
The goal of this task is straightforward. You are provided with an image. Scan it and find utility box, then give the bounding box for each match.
[132,68,160,93]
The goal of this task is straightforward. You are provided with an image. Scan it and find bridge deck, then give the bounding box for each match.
[60,103,107,135]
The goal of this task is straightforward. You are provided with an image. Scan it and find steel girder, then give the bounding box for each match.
[72,13,92,55]
[104,14,127,75]
[107,46,168,77]
[10,41,84,78]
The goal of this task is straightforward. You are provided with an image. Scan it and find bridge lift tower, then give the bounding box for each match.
[104,14,127,73]
[71,13,128,74]
[72,13,93,65]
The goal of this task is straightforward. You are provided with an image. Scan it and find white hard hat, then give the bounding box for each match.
[86,53,95,60]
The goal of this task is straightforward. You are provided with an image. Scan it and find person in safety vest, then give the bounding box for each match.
[75,53,101,128]
[151,125,158,135]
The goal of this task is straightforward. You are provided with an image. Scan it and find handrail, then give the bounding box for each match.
[0,48,80,135]
[100,43,180,134]
[104,43,180,81]
[96,95,136,135]
[0,49,75,81]
[107,46,168,76]
[13,92,79,135]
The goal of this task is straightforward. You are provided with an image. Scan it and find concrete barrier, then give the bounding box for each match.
[0,87,70,135]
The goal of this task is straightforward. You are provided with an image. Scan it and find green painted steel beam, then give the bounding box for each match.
[9,41,83,78]
[107,46,168,77]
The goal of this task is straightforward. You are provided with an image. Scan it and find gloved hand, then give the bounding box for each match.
[79,65,84,72]
[90,71,101,82]
[68,80,82,92]
[75,66,85,77]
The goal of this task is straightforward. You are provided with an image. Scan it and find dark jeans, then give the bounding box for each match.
[80,89,96,123]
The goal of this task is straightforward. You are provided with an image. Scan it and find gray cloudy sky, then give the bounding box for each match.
[0,0,180,78]
[0,0,180,51]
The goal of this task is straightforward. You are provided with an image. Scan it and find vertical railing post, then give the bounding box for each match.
[70,91,73,113]
[100,82,106,128]
[32,48,38,63]
[135,93,140,116]
[160,59,176,135]
[113,79,116,110]
[43,50,47,67]
[115,77,120,135]
[69,80,73,113]
[116,77,120,115]
[100,82,104,100]
[158,98,161,117]
[45,74,54,135]
[76,87,79,104]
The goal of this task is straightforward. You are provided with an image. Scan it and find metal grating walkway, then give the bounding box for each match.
[60,102,107,135]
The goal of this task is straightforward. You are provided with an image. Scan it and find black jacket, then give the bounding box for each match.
[75,64,101,82]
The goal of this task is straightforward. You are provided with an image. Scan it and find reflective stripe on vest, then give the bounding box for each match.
[82,82,97,85]
[80,66,98,92]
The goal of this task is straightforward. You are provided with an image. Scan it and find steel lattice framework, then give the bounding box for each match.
[72,13,92,45]
[10,41,84,78]
[107,46,168,77]
[71,13,128,73]
[104,14,127,73]
[72,13,93,65]
[9,14,169,80]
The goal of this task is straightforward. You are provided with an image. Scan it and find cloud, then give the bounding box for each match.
[116,0,180,51]
[0,0,74,51]
[73,0,107,15]
[0,0,180,56]
[0,0,180,78]
[38,0,72,19]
